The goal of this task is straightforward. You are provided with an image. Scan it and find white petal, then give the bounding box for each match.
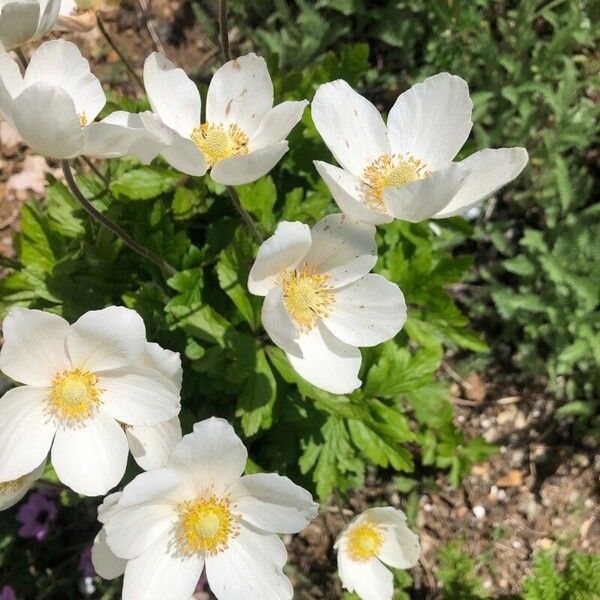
[433,147,529,218]
[230,472,317,534]
[0,1,39,49]
[250,100,308,150]
[206,526,292,600]
[248,221,311,296]
[210,141,288,185]
[0,459,46,511]
[168,417,247,495]
[337,551,393,600]
[287,324,361,395]
[105,469,182,559]
[51,411,128,495]
[35,0,61,36]
[261,287,301,356]
[324,274,406,347]
[314,161,392,225]
[0,387,54,482]
[383,162,469,222]
[127,417,182,471]
[97,491,122,525]
[302,213,377,288]
[122,531,203,600]
[12,83,84,158]
[24,39,105,120]
[387,73,472,171]
[99,366,180,427]
[0,307,71,386]
[206,53,273,135]
[143,52,201,138]
[67,306,146,372]
[312,79,389,176]
[0,46,23,120]
[92,528,126,579]
[160,134,208,176]
[139,342,183,389]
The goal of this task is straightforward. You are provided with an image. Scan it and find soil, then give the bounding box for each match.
[1,2,598,599]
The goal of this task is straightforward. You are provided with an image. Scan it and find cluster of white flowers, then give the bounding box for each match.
[0,3,530,598]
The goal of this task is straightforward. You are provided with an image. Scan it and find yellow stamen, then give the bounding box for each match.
[362,154,430,211]
[177,495,240,556]
[346,522,384,562]
[281,269,335,331]
[0,475,27,496]
[190,122,249,167]
[79,113,88,127]
[49,369,101,423]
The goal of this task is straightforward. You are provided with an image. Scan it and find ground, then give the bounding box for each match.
[1,2,598,598]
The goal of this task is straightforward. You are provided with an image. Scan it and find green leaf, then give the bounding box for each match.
[236,177,277,230]
[110,167,182,200]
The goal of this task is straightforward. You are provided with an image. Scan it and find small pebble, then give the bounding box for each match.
[472,505,486,519]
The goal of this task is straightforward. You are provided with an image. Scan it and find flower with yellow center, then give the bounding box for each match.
[335,508,420,600]
[101,418,318,600]
[312,76,528,224]
[248,214,407,394]
[142,51,308,184]
[0,306,181,496]
[0,460,46,511]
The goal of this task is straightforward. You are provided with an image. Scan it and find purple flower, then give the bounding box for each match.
[15,490,58,541]
[78,545,96,578]
[0,586,17,600]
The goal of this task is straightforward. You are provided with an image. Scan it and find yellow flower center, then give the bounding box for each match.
[0,475,27,496]
[346,522,384,562]
[79,113,88,127]
[190,122,249,167]
[49,369,101,423]
[362,154,430,211]
[177,495,240,556]
[281,269,335,332]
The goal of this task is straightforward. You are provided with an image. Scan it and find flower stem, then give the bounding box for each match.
[96,16,145,92]
[218,0,231,62]
[227,186,263,243]
[61,160,177,276]
[14,47,28,71]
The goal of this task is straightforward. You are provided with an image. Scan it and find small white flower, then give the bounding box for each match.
[312,75,528,224]
[0,39,159,160]
[0,306,181,496]
[0,459,45,511]
[126,342,183,471]
[248,213,406,394]
[0,0,61,49]
[141,52,308,184]
[101,417,318,600]
[335,507,420,600]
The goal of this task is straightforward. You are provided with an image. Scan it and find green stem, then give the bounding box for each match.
[227,186,263,243]
[61,160,177,276]
[218,0,231,62]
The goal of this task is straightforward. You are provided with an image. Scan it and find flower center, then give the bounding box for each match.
[281,269,335,332]
[361,154,430,211]
[0,475,27,496]
[346,522,384,562]
[190,122,249,167]
[177,495,240,556]
[49,369,101,423]
[79,113,88,127]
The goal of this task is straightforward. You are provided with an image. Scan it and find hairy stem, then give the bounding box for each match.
[227,186,264,243]
[61,160,177,276]
[218,0,231,62]
[97,16,145,92]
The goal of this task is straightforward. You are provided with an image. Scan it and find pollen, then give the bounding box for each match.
[281,269,335,331]
[0,475,27,496]
[346,522,384,562]
[48,369,101,423]
[190,122,249,167]
[361,154,430,211]
[177,495,240,556]
[79,113,88,127]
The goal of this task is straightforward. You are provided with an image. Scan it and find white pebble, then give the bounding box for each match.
[472,505,486,519]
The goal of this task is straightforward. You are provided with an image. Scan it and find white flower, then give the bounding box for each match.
[102,417,318,600]
[335,507,420,600]
[312,75,528,224]
[141,52,307,184]
[0,306,181,496]
[126,342,183,471]
[0,39,159,160]
[0,0,60,49]
[248,213,406,394]
[0,459,45,511]
[92,492,127,579]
